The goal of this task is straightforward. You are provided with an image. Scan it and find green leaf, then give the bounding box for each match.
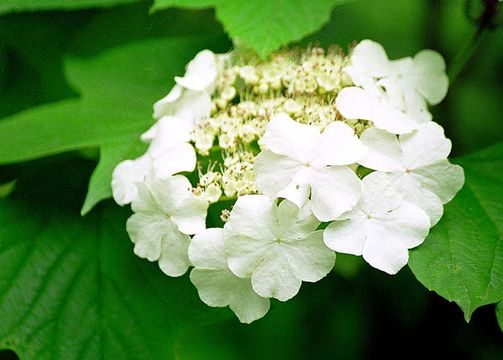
[409,143,503,321]
[0,159,226,359]
[152,0,352,58]
[0,35,227,214]
[0,0,139,14]
[497,302,503,332]
[81,138,147,216]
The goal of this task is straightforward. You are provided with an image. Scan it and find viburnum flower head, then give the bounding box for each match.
[111,40,464,323]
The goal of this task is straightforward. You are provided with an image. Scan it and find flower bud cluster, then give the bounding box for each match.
[191,46,369,199]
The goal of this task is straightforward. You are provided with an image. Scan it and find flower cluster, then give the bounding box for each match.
[111,40,464,323]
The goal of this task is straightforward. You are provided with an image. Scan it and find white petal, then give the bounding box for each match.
[360,171,402,213]
[345,39,393,86]
[224,233,273,279]
[158,221,191,277]
[260,112,319,163]
[359,127,405,172]
[309,166,362,222]
[153,85,183,120]
[130,182,161,215]
[314,121,367,166]
[147,175,192,214]
[372,201,430,249]
[172,196,208,235]
[254,150,305,199]
[400,122,452,169]
[323,212,367,255]
[151,143,196,178]
[190,268,270,324]
[140,122,158,143]
[277,200,320,240]
[190,268,232,307]
[225,195,277,241]
[251,246,302,301]
[282,231,335,282]
[126,213,165,261]
[188,228,227,269]
[111,156,150,206]
[175,50,217,92]
[362,232,409,275]
[362,200,430,274]
[173,90,212,127]
[389,172,444,226]
[276,179,311,209]
[154,88,212,130]
[224,195,277,278]
[410,50,448,105]
[336,87,418,134]
[147,116,192,156]
[412,160,465,204]
[229,281,270,324]
[358,128,404,172]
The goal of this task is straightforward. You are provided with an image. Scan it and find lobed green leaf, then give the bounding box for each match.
[152,0,353,58]
[409,143,503,321]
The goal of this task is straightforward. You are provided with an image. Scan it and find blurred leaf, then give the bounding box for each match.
[447,80,503,155]
[0,12,89,117]
[0,0,140,14]
[497,302,503,332]
[152,0,352,58]
[68,3,224,57]
[0,35,228,214]
[0,158,225,359]
[409,143,503,321]
[301,0,426,57]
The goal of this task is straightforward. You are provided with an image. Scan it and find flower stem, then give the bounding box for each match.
[447,27,486,84]
[447,0,500,84]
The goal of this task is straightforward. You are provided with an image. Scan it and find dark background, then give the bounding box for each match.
[0,0,502,358]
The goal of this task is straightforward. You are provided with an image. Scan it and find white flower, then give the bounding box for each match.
[144,116,197,179]
[126,175,208,277]
[174,49,219,93]
[254,113,365,221]
[336,87,420,134]
[189,228,270,324]
[358,122,465,225]
[111,155,151,206]
[111,116,197,205]
[324,171,430,275]
[224,195,335,301]
[346,39,448,108]
[146,50,219,139]
[336,39,448,134]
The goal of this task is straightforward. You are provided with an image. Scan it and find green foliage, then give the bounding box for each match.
[409,143,503,321]
[497,303,503,332]
[0,0,139,14]
[0,159,227,359]
[152,0,352,58]
[0,35,227,214]
[0,0,502,356]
